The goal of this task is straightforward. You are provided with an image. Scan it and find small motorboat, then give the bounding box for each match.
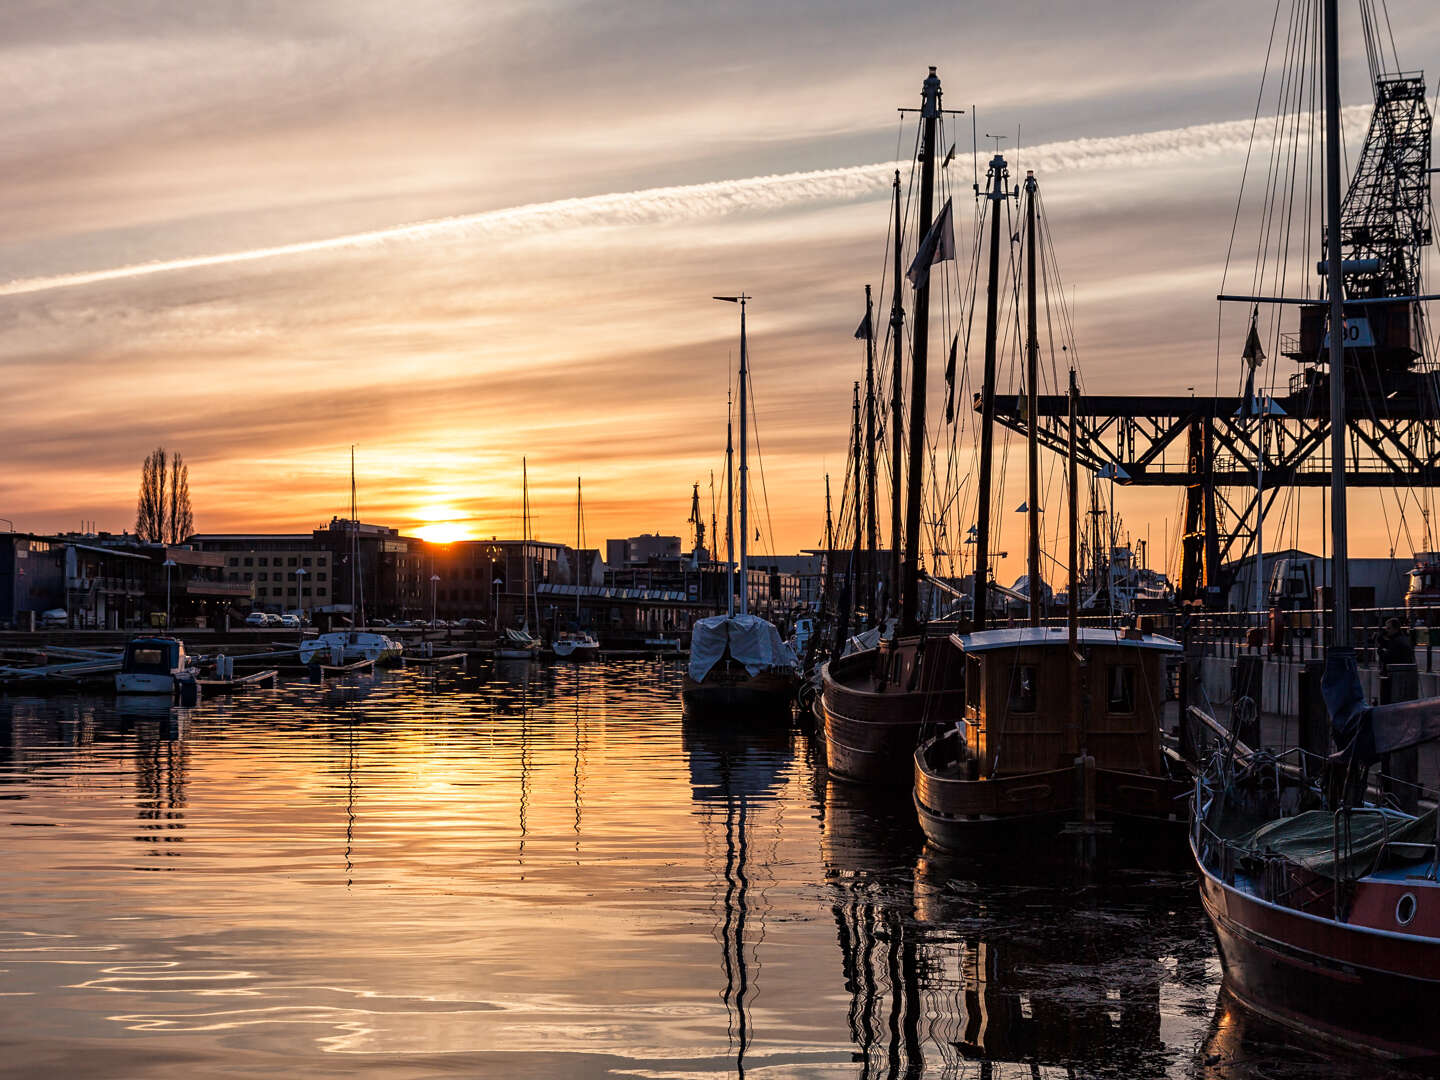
[115,636,198,697]
[298,630,402,666]
[552,630,600,660]
[494,626,543,660]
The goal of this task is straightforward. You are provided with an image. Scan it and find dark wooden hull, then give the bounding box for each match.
[681,670,796,722]
[819,636,964,786]
[1196,836,1440,1059]
[914,729,1188,857]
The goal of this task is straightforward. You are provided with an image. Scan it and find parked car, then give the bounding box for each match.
[245,612,269,628]
[278,614,301,629]
[38,608,68,628]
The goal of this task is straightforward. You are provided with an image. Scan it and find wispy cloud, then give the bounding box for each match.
[0,106,1369,300]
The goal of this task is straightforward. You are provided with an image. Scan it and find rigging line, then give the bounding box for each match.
[1218,0,1287,399]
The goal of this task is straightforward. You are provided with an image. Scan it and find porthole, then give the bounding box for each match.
[1396,893,1418,926]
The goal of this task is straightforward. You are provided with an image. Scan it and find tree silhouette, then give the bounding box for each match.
[135,448,194,543]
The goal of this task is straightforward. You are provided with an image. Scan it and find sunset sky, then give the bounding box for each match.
[4,1,1440,583]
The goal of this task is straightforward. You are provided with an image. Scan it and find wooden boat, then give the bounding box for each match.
[818,67,967,783]
[820,633,964,784]
[913,626,1187,852]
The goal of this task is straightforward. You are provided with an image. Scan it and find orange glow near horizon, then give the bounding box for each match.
[413,521,474,544]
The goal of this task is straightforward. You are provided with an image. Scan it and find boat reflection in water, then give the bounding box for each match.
[820,771,1213,1076]
[682,713,794,1076]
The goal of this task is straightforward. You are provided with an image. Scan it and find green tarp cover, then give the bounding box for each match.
[1238,807,1436,879]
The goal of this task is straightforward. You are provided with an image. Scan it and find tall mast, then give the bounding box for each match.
[715,294,751,616]
[1024,170,1041,627]
[1068,369,1079,654]
[900,66,941,636]
[522,457,531,632]
[862,283,879,625]
[350,445,360,628]
[888,171,906,619]
[851,381,863,578]
[1324,0,1350,648]
[973,151,1010,631]
[725,390,736,618]
[570,480,576,622]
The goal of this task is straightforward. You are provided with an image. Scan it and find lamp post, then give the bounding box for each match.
[294,566,307,625]
[163,558,177,629]
[430,574,440,626]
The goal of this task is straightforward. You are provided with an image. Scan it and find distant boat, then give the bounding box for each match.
[681,294,797,720]
[301,448,402,666]
[553,478,600,661]
[495,626,543,660]
[115,636,198,696]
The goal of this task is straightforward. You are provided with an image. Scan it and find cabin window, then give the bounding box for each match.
[1108,665,1137,713]
[966,655,982,711]
[131,648,165,666]
[1008,664,1038,713]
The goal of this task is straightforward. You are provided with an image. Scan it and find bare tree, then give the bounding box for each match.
[136,447,167,542]
[168,453,193,543]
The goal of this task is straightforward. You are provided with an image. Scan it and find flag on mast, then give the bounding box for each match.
[854,309,871,340]
[906,197,955,289]
[944,332,958,423]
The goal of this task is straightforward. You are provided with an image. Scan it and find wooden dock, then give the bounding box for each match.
[196,669,279,698]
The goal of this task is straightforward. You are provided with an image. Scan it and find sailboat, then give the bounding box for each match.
[1190,0,1440,1057]
[682,295,799,719]
[495,458,543,661]
[552,477,600,660]
[912,170,1187,854]
[298,448,402,666]
[818,68,968,784]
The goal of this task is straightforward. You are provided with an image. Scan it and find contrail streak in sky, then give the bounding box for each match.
[0,107,1368,299]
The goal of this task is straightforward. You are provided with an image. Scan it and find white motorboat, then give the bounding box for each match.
[298,630,402,666]
[552,630,600,659]
[115,636,198,696]
[494,626,542,660]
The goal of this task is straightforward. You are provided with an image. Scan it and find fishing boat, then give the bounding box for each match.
[912,169,1188,853]
[1191,0,1440,1056]
[300,448,402,666]
[819,68,970,783]
[115,635,198,696]
[682,294,798,719]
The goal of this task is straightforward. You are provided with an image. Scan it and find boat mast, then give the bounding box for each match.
[973,151,1010,631]
[522,457,532,633]
[350,445,362,629]
[1324,0,1350,649]
[851,380,863,586]
[863,284,879,625]
[715,294,751,616]
[1024,170,1041,627]
[900,67,941,636]
[575,477,582,621]
[1068,369,1079,654]
[888,172,906,621]
[725,390,736,618]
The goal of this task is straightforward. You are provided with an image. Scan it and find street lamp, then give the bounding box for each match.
[492,576,504,631]
[294,566,307,625]
[163,558,177,629]
[430,573,441,626]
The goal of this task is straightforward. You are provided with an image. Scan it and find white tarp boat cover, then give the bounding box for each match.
[688,614,798,681]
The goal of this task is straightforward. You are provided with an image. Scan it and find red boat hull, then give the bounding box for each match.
[1196,839,1440,1059]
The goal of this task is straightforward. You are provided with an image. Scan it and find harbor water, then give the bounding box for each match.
[0,661,1388,1078]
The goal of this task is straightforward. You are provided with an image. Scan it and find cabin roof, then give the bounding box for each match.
[948,626,1182,654]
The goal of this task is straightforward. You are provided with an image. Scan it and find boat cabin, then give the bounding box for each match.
[121,637,187,676]
[951,626,1179,779]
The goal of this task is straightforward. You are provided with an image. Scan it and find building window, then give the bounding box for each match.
[243,557,253,567]
[258,557,268,567]
[243,572,253,582]
[288,557,298,567]
[302,557,312,567]
[258,572,268,582]
[228,557,239,567]
[316,572,327,582]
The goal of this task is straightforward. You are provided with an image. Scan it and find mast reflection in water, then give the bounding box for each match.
[0,665,1387,1078]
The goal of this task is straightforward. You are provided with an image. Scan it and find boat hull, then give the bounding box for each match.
[681,670,795,722]
[1196,838,1440,1059]
[114,673,180,695]
[552,641,599,660]
[819,636,965,786]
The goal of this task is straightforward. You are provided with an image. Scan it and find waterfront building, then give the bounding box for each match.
[190,534,333,613]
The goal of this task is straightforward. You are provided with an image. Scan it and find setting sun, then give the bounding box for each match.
[413,521,472,544]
